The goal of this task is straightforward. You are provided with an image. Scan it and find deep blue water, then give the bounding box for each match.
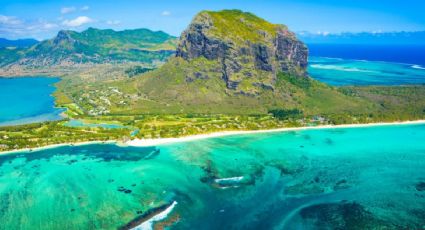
[0,77,64,126]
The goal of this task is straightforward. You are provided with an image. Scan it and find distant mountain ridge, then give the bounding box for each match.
[0,28,178,68]
[0,38,39,48]
[298,31,425,45]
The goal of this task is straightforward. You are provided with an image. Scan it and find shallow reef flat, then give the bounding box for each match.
[0,123,425,229]
[308,56,425,86]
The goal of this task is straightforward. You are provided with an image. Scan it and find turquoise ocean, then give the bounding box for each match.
[0,77,64,126]
[0,123,425,229]
[308,56,425,86]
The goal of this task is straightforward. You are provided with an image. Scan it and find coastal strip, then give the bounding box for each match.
[0,140,118,155]
[1,120,425,155]
[126,120,425,147]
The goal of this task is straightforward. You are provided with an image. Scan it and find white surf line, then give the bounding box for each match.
[214,176,244,183]
[412,65,425,70]
[309,64,376,73]
[311,56,425,67]
[131,201,178,230]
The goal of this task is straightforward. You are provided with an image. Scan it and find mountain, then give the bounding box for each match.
[176,10,308,91]
[298,31,425,45]
[106,10,367,114]
[0,38,39,48]
[0,28,178,68]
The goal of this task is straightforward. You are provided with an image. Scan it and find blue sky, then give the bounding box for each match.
[1,0,424,40]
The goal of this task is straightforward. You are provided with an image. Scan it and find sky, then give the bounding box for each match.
[1,0,425,40]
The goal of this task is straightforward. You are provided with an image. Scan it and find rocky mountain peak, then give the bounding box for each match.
[53,30,76,46]
[176,10,308,93]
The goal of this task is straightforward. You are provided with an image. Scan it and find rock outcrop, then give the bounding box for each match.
[176,10,308,92]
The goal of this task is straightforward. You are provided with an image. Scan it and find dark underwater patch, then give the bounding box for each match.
[415,181,425,191]
[0,144,159,166]
[325,129,346,135]
[324,138,334,145]
[299,201,391,229]
[303,134,311,140]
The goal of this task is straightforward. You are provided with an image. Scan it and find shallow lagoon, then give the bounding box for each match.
[1,123,425,229]
[64,119,126,129]
[308,57,425,86]
[0,77,64,126]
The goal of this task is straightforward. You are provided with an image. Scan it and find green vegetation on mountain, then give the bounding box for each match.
[340,85,425,121]
[67,10,360,116]
[0,47,25,66]
[202,10,281,43]
[0,28,178,76]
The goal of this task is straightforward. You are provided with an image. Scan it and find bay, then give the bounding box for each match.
[0,77,64,126]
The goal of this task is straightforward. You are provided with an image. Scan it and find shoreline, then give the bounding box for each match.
[126,120,425,147]
[0,140,118,155]
[1,120,425,155]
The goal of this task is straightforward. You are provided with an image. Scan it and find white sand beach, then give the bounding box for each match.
[125,120,425,147]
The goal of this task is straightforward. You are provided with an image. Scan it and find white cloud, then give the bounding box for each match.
[61,7,76,14]
[316,31,330,36]
[0,15,22,25]
[62,16,94,27]
[43,23,58,29]
[161,11,171,16]
[81,6,90,11]
[0,16,60,39]
[26,19,58,31]
[106,20,121,26]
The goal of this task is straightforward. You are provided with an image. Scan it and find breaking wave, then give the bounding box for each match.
[412,65,425,70]
[309,64,376,73]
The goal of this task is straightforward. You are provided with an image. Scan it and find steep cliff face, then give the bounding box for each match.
[176,10,308,92]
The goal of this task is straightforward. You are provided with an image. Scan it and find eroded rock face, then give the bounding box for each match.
[176,10,308,92]
[176,14,227,60]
